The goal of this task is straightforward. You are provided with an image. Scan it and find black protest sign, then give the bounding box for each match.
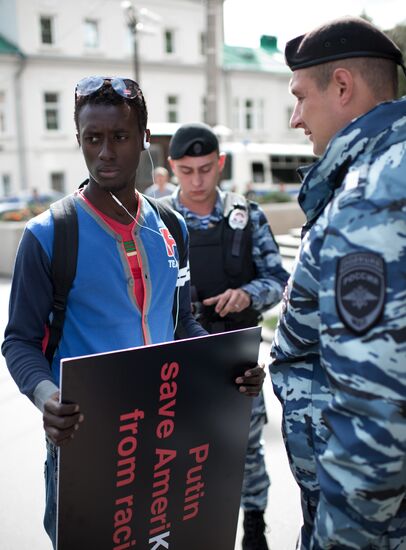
[57,327,261,550]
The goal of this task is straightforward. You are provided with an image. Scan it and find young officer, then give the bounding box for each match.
[2,78,265,547]
[271,17,406,550]
[166,122,289,550]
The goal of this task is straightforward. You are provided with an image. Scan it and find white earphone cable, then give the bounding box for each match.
[109,141,181,334]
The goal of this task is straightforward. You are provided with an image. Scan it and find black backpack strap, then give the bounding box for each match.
[45,195,79,363]
[144,195,186,266]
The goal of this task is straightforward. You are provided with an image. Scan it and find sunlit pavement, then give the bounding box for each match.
[0,277,301,550]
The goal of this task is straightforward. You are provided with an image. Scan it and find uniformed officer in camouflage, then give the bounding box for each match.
[166,122,289,549]
[270,16,406,550]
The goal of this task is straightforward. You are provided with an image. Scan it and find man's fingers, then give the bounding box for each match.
[44,413,84,446]
[202,296,219,306]
[235,363,266,397]
[44,412,83,431]
[203,290,233,315]
[242,366,266,380]
[43,393,84,448]
[45,425,79,446]
[202,289,250,317]
[44,398,80,417]
[238,385,261,397]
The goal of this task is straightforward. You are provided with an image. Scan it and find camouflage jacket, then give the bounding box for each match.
[271,97,406,550]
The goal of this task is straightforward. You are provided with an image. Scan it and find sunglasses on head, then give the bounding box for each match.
[75,76,140,100]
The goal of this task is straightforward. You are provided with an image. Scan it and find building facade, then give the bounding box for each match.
[0,0,301,195]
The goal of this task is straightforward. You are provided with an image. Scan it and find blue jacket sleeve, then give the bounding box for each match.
[2,228,56,401]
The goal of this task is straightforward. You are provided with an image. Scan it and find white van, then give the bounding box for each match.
[219,142,316,197]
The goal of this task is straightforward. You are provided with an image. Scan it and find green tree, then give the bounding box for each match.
[359,10,374,24]
[386,24,406,97]
[358,13,406,97]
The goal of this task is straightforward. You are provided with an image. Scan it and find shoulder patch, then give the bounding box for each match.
[228,207,249,230]
[336,252,386,334]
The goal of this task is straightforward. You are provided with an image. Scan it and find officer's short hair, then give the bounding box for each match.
[309,57,399,98]
[169,123,219,160]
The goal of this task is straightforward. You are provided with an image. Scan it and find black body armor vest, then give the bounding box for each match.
[188,203,259,333]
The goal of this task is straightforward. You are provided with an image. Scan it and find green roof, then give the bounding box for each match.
[223,35,289,74]
[0,34,22,56]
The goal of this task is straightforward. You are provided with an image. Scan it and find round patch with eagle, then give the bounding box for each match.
[336,252,386,334]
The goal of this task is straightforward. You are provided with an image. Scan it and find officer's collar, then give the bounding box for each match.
[298,97,406,225]
[172,187,223,222]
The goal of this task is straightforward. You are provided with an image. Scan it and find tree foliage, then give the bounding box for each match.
[359,12,406,97]
[386,24,406,97]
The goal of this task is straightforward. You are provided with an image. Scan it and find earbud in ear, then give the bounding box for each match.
[143,132,150,150]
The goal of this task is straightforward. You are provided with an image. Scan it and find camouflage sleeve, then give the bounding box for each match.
[270,221,329,501]
[241,202,289,311]
[311,157,406,548]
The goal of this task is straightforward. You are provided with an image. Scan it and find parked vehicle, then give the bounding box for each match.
[219,142,317,197]
[0,190,64,221]
[138,124,317,199]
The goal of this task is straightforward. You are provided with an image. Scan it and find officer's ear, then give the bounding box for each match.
[168,157,176,172]
[218,152,226,174]
[331,68,354,106]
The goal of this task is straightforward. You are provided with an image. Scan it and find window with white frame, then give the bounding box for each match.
[0,91,6,133]
[1,174,11,196]
[258,99,265,131]
[164,30,175,54]
[245,99,254,130]
[233,97,265,131]
[233,98,240,130]
[50,172,65,193]
[84,19,99,49]
[40,15,54,45]
[201,96,207,123]
[200,32,206,56]
[167,95,178,123]
[44,92,60,131]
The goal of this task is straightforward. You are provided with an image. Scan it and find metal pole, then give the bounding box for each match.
[129,18,140,83]
[132,28,140,83]
[122,2,140,84]
[206,0,218,126]
[14,55,27,190]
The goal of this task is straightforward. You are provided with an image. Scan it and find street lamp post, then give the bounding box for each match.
[121,1,140,82]
[206,0,220,126]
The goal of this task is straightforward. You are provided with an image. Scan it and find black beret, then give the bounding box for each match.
[169,123,219,160]
[285,16,406,72]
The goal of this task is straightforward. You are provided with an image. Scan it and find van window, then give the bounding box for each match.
[221,153,233,182]
[252,162,265,183]
[136,144,164,191]
[270,154,314,185]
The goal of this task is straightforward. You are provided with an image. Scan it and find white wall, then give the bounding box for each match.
[0,56,22,191]
[220,69,305,144]
[0,0,302,195]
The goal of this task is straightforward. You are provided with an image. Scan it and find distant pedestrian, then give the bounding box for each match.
[144,166,176,198]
